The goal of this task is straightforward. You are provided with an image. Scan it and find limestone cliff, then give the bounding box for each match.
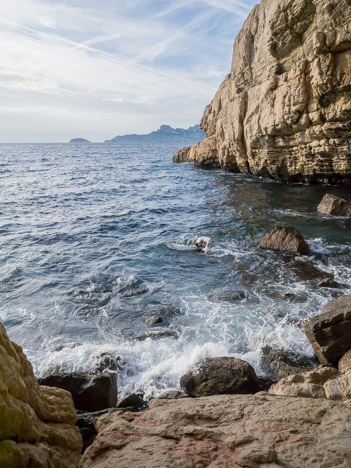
[174,0,351,184]
[0,323,82,468]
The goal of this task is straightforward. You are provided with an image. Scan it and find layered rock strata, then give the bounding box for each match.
[0,323,82,468]
[174,0,351,185]
[80,394,351,468]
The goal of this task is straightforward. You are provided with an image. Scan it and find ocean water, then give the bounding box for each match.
[1,142,351,399]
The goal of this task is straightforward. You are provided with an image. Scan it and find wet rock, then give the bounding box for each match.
[269,365,338,398]
[289,260,334,283]
[80,394,351,468]
[54,342,82,352]
[39,372,117,412]
[190,236,211,252]
[144,303,180,327]
[210,290,246,302]
[180,357,259,397]
[318,193,351,216]
[157,390,186,399]
[133,329,178,341]
[145,315,164,326]
[316,277,340,288]
[118,285,149,297]
[260,346,318,381]
[94,352,120,373]
[0,322,82,467]
[304,294,351,366]
[259,226,310,256]
[117,393,145,410]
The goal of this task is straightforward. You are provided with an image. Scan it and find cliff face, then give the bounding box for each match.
[174,0,351,184]
[0,323,82,468]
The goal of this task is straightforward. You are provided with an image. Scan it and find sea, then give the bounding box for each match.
[1,142,351,399]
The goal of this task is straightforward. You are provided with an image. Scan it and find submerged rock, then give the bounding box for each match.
[318,193,351,216]
[144,303,180,327]
[259,226,310,255]
[209,290,246,302]
[39,372,117,412]
[173,0,351,185]
[180,357,259,397]
[0,322,82,467]
[260,346,318,381]
[80,394,351,467]
[304,294,351,366]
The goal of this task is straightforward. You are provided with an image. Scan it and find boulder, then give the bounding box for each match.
[259,226,310,255]
[144,304,180,327]
[260,346,318,381]
[324,371,351,401]
[179,357,259,397]
[269,365,338,398]
[157,390,186,399]
[79,394,351,468]
[304,294,351,366]
[39,372,117,412]
[190,236,211,252]
[0,322,82,468]
[317,193,351,216]
[339,350,351,372]
[116,393,144,410]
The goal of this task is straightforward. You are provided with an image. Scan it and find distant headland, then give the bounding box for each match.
[69,138,91,144]
[104,124,205,144]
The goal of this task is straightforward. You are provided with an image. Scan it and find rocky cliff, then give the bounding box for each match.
[0,323,82,468]
[174,0,351,185]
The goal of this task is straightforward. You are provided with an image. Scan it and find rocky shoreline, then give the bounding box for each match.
[2,196,351,466]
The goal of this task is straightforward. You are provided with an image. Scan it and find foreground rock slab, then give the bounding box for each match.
[80,394,351,468]
[304,294,351,366]
[318,193,351,216]
[259,226,310,255]
[180,357,259,397]
[0,323,82,468]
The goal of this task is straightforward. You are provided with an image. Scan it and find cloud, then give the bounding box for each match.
[0,0,257,142]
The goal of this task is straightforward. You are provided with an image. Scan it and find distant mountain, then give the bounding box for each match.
[69,138,91,144]
[105,125,205,144]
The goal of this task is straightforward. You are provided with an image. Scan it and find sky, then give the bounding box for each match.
[0,0,257,142]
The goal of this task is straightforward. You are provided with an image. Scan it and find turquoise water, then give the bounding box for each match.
[1,142,351,398]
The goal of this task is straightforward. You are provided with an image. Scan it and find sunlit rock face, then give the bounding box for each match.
[174,0,351,185]
[0,323,82,468]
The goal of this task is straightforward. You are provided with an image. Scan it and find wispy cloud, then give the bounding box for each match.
[0,0,257,142]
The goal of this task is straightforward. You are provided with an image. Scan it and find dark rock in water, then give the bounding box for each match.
[145,315,164,326]
[54,342,82,352]
[259,226,310,256]
[214,291,246,303]
[144,303,180,327]
[304,294,351,366]
[133,329,178,341]
[117,393,145,410]
[260,346,318,382]
[289,260,333,283]
[77,408,121,452]
[94,352,120,373]
[318,193,351,217]
[190,236,211,253]
[180,357,259,397]
[158,390,186,399]
[316,278,340,289]
[39,372,117,412]
[118,284,149,297]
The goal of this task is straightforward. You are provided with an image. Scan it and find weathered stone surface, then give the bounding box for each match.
[157,390,186,399]
[260,345,317,381]
[79,393,351,468]
[318,193,351,216]
[174,0,351,185]
[324,370,351,400]
[77,409,122,453]
[339,349,351,371]
[39,372,117,412]
[259,226,310,255]
[0,322,82,468]
[304,294,351,365]
[179,357,259,397]
[269,365,338,398]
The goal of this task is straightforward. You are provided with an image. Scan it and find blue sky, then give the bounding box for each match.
[0,0,257,142]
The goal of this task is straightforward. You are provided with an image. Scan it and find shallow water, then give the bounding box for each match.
[1,142,351,398]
